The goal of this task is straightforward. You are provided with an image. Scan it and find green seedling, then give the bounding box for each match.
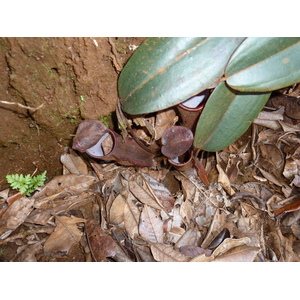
[6,170,47,197]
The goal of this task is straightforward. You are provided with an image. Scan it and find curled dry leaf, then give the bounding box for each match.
[179,245,212,258]
[207,228,230,249]
[268,225,300,262]
[258,167,286,187]
[179,175,196,201]
[279,120,300,132]
[0,196,35,239]
[26,191,94,225]
[142,173,175,212]
[201,210,228,249]
[135,245,156,262]
[253,109,284,130]
[13,240,45,262]
[0,191,22,218]
[192,237,252,262]
[154,108,178,140]
[150,243,189,262]
[179,200,193,226]
[109,194,126,225]
[86,220,117,261]
[124,194,141,239]
[283,158,298,180]
[33,174,97,204]
[257,128,282,145]
[259,144,284,173]
[60,151,89,175]
[175,227,199,249]
[269,94,300,120]
[292,175,300,187]
[132,116,156,141]
[211,245,260,262]
[212,237,251,257]
[44,215,86,255]
[216,164,235,195]
[139,205,164,243]
[129,180,164,211]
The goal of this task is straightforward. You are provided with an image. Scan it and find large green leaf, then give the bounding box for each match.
[194,82,271,151]
[118,37,245,115]
[226,37,300,92]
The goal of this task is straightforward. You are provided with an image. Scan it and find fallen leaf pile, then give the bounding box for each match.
[0,85,300,262]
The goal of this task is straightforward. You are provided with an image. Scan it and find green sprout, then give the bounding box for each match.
[6,171,47,197]
[99,115,111,128]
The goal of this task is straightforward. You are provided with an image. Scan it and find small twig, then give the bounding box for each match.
[0,99,45,113]
[108,37,123,73]
[229,192,266,209]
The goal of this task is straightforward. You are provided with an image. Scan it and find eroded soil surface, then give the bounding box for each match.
[0,37,145,190]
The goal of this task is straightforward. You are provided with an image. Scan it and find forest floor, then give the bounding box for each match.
[0,38,300,262]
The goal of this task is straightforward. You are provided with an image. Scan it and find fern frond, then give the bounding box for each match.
[6,171,47,197]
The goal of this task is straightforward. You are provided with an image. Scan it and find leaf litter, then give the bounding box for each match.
[0,86,300,262]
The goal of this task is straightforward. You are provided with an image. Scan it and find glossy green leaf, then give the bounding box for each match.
[194,82,271,151]
[226,37,300,92]
[118,37,245,114]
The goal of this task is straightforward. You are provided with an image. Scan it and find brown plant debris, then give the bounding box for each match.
[1,85,300,262]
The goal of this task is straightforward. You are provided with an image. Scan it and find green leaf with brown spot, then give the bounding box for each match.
[194,82,271,151]
[226,37,300,92]
[118,37,245,114]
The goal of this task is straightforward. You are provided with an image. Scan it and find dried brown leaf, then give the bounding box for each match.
[213,237,251,257]
[86,220,117,261]
[150,243,189,262]
[279,120,300,132]
[139,205,164,243]
[216,164,235,195]
[291,224,300,240]
[26,191,94,225]
[212,245,260,262]
[13,240,45,262]
[167,227,185,244]
[154,108,178,140]
[135,245,156,262]
[175,228,199,249]
[179,245,212,258]
[0,196,35,239]
[33,174,96,206]
[142,173,175,212]
[258,167,285,187]
[254,110,283,130]
[180,200,193,225]
[256,129,282,145]
[267,225,300,262]
[44,215,86,255]
[283,158,298,180]
[109,194,126,225]
[201,210,228,249]
[124,195,140,239]
[192,237,252,262]
[129,180,164,211]
[259,144,284,172]
[60,152,89,175]
[256,110,284,121]
[292,175,300,187]
[179,176,196,201]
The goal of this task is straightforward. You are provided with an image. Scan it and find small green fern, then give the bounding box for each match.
[6,171,47,196]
